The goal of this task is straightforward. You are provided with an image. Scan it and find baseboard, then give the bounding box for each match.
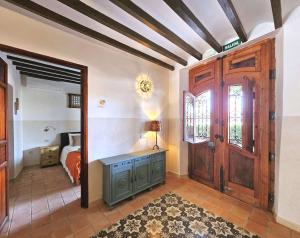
[276,215,300,232]
[167,170,189,179]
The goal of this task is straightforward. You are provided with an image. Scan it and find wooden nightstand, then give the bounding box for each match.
[40,145,60,168]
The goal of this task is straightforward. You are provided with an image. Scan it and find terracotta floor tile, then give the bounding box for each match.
[292,231,300,238]
[219,210,247,228]
[73,224,95,238]
[245,219,268,237]
[31,222,52,238]
[69,215,90,233]
[6,166,300,238]
[268,221,292,238]
[249,208,272,226]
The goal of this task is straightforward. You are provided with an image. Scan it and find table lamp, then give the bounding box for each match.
[149,120,161,150]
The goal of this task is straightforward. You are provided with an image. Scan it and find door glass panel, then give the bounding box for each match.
[195,91,211,142]
[184,93,194,142]
[228,85,242,147]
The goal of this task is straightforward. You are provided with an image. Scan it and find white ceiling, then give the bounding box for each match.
[1,0,300,69]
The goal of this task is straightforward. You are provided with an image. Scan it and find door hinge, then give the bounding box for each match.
[221,80,225,87]
[269,193,275,204]
[269,153,275,161]
[269,69,276,80]
[269,111,275,120]
[220,166,224,193]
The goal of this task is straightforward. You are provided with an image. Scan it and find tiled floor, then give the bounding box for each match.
[1,167,299,238]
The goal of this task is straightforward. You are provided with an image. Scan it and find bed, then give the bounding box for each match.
[60,132,81,184]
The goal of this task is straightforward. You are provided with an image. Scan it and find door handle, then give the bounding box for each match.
[208,141,216,152]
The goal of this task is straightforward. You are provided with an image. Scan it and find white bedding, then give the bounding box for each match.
[60,145,80,183]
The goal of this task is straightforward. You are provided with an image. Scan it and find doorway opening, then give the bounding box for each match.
[0,44,88,231]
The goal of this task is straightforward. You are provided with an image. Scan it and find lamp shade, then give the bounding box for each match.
[149,120,161,132]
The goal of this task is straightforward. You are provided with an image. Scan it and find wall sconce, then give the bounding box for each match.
[14,98,19,115]
[99,99,106,108]
[135,74,153,99]
[43,126,56,132]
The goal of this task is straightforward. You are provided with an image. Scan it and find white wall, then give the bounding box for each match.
[0,52,23,179]
[21,78,80,166]
[274,6,300,231]
[0,6,169,203]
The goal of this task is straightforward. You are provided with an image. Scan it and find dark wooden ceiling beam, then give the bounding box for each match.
[163,0,222,52]
[270,0,282,29]
[7,55,81,75]
[16,66,81,81]
[57,0,187,65]
[20,71,81,84]
[217,0,247,42]
[4,0,175,71]
[12,61,81,78]
[109,0,202,60]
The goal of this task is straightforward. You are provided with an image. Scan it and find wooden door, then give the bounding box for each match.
[187,60,222,189]
[222,41,271,208]
[0,57,8,229]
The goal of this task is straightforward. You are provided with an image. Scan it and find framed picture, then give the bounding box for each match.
[68,94,81,108]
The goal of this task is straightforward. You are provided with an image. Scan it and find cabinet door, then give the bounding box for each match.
[151,153,165,184]
[134,156,151,192]
[111,161,133,202]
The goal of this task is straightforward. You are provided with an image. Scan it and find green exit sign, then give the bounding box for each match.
[223,39,241,51]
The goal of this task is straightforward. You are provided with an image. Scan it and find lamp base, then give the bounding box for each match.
[153,144,160,150]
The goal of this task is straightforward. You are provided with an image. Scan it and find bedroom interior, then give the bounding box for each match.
[0,0,300,238]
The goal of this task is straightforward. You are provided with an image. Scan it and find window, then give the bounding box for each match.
[228,85,243,147]
[195,91,211,141]
[68,94,81,108]
[183,90,211,143]
[184,92,194,142]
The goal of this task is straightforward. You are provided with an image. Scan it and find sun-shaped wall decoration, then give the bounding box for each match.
[135,74,153,99]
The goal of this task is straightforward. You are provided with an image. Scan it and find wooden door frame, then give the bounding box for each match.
[0,44,89,208]
[0,57,8,230]
[186,39,274,210]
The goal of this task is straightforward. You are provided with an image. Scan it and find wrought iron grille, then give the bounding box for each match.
[228,85,243,147]
[195,91,211,140]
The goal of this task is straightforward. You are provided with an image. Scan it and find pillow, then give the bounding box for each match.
[72,135,81,147]
[68,133,80,146]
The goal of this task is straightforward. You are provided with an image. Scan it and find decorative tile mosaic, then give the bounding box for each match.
[91,192,260,238]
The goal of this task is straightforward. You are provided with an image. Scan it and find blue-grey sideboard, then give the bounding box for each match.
[99,149,167,207]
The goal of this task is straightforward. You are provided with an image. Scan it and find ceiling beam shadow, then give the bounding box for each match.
[16,66,81,81]
[7,55,81,75]
[12,61,82,78]
[163,0,222,52]
[58,0,187,66]
[217,0,248,42]
[109,0,203,60]
[270,0,282,29]
[20,71,82,84]
[5,0,175,71]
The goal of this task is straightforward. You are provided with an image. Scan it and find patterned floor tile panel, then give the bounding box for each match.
[91,192,260,238]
